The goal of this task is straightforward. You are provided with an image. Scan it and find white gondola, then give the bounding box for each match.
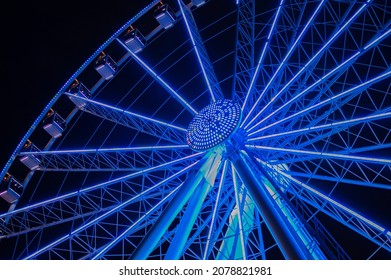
[95,53,117,80]
[154,4,176,29]
[0,173,23,204]
[66,80,91,108]
[19,140,41,170]
[42,109,67,138]
[120,28,146,54]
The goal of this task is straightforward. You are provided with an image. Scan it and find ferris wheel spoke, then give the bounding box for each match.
[248,110,391,143]
[242,0,325,123]
[243,0,372,129]
[280,170,391,191]
[0,172,180,244]
[229,165,253,260]
[292,124,391,158]
[246,27,391,134]
[269,147,391,191]
[164,156,222,259]
[248,67,391,137]
[276,157,391,191]
[202,162,261,260]
[63,93,187,144]
[246,145,391,166]
[88,164,199,260]
[232,0,255,105]
[176,0,224,102]
[26,177,185,260]
[130,150,223,260]
[274,168,391,254]
[239,0,285,111]
[22,161,198,259]
[266,105,391,158]
[19,145,190,172]
[241,0,285,110]
[0,153,202,240]
[116,39,198,115]
[203,160,228,259]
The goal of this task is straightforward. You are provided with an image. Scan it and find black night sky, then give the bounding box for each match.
[1,0,147,168]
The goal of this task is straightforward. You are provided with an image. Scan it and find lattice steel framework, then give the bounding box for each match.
[0,0,390,260]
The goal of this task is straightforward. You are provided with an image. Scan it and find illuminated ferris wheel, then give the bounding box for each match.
[1,0,390,259]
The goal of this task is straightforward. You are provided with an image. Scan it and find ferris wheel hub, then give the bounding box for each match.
[186,99,242,151]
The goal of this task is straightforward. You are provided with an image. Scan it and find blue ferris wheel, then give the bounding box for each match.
[0,0,390,260]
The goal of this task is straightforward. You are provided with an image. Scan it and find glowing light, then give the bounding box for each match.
[187,100,241,151]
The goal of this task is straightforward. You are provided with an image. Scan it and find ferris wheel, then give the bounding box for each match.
[0,0,390,260]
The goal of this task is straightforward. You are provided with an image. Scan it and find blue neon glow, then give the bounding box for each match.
[63,92,188,131]
[242,0,371,129]
[242,0,285,111]
[117,38,198,115]
[177,0,219,102]
[0,152,203,219]
[275,168,386,233]
[246,145,391,165]
[248,111,391,142]
[19,145,190,155]
[3,0,390,260]
[248,69,391,136]
[187,100,242,151]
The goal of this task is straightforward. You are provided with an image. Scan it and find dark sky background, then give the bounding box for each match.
[0,0,148,169]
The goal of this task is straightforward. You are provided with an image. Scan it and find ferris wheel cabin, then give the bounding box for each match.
[154,4,176,29]
[0,173,24,204]
[120,28,146,54]
[94,53,117,80]
[19,140,41,171]
[66,80,92,108]
[42,109,67,139]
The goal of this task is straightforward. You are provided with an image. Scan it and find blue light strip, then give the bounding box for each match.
[177,0,221,102]
[246,145,391,165]
[19,145,190,156]
[63,93,187,132]
[91,161,200,260]
[116,38,198,115]
[364,28,391,50]
[277,170,391,190]
[243,0,326,115]
[274,168,391,240]
[248,111,391,142]
[0,152,203,219]
[130,151,220,260]
[231,164,247,259]
[165,153,222,259]
[203,160,228,259]
[242,0,372,129]
[28,161,196,260]
[248,68,391,136]
[241,0,285,111]
[246,24,391,133]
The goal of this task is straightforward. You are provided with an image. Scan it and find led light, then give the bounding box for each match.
[186,100,241,151]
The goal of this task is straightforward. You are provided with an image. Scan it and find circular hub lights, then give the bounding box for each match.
[186,99,242,151]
